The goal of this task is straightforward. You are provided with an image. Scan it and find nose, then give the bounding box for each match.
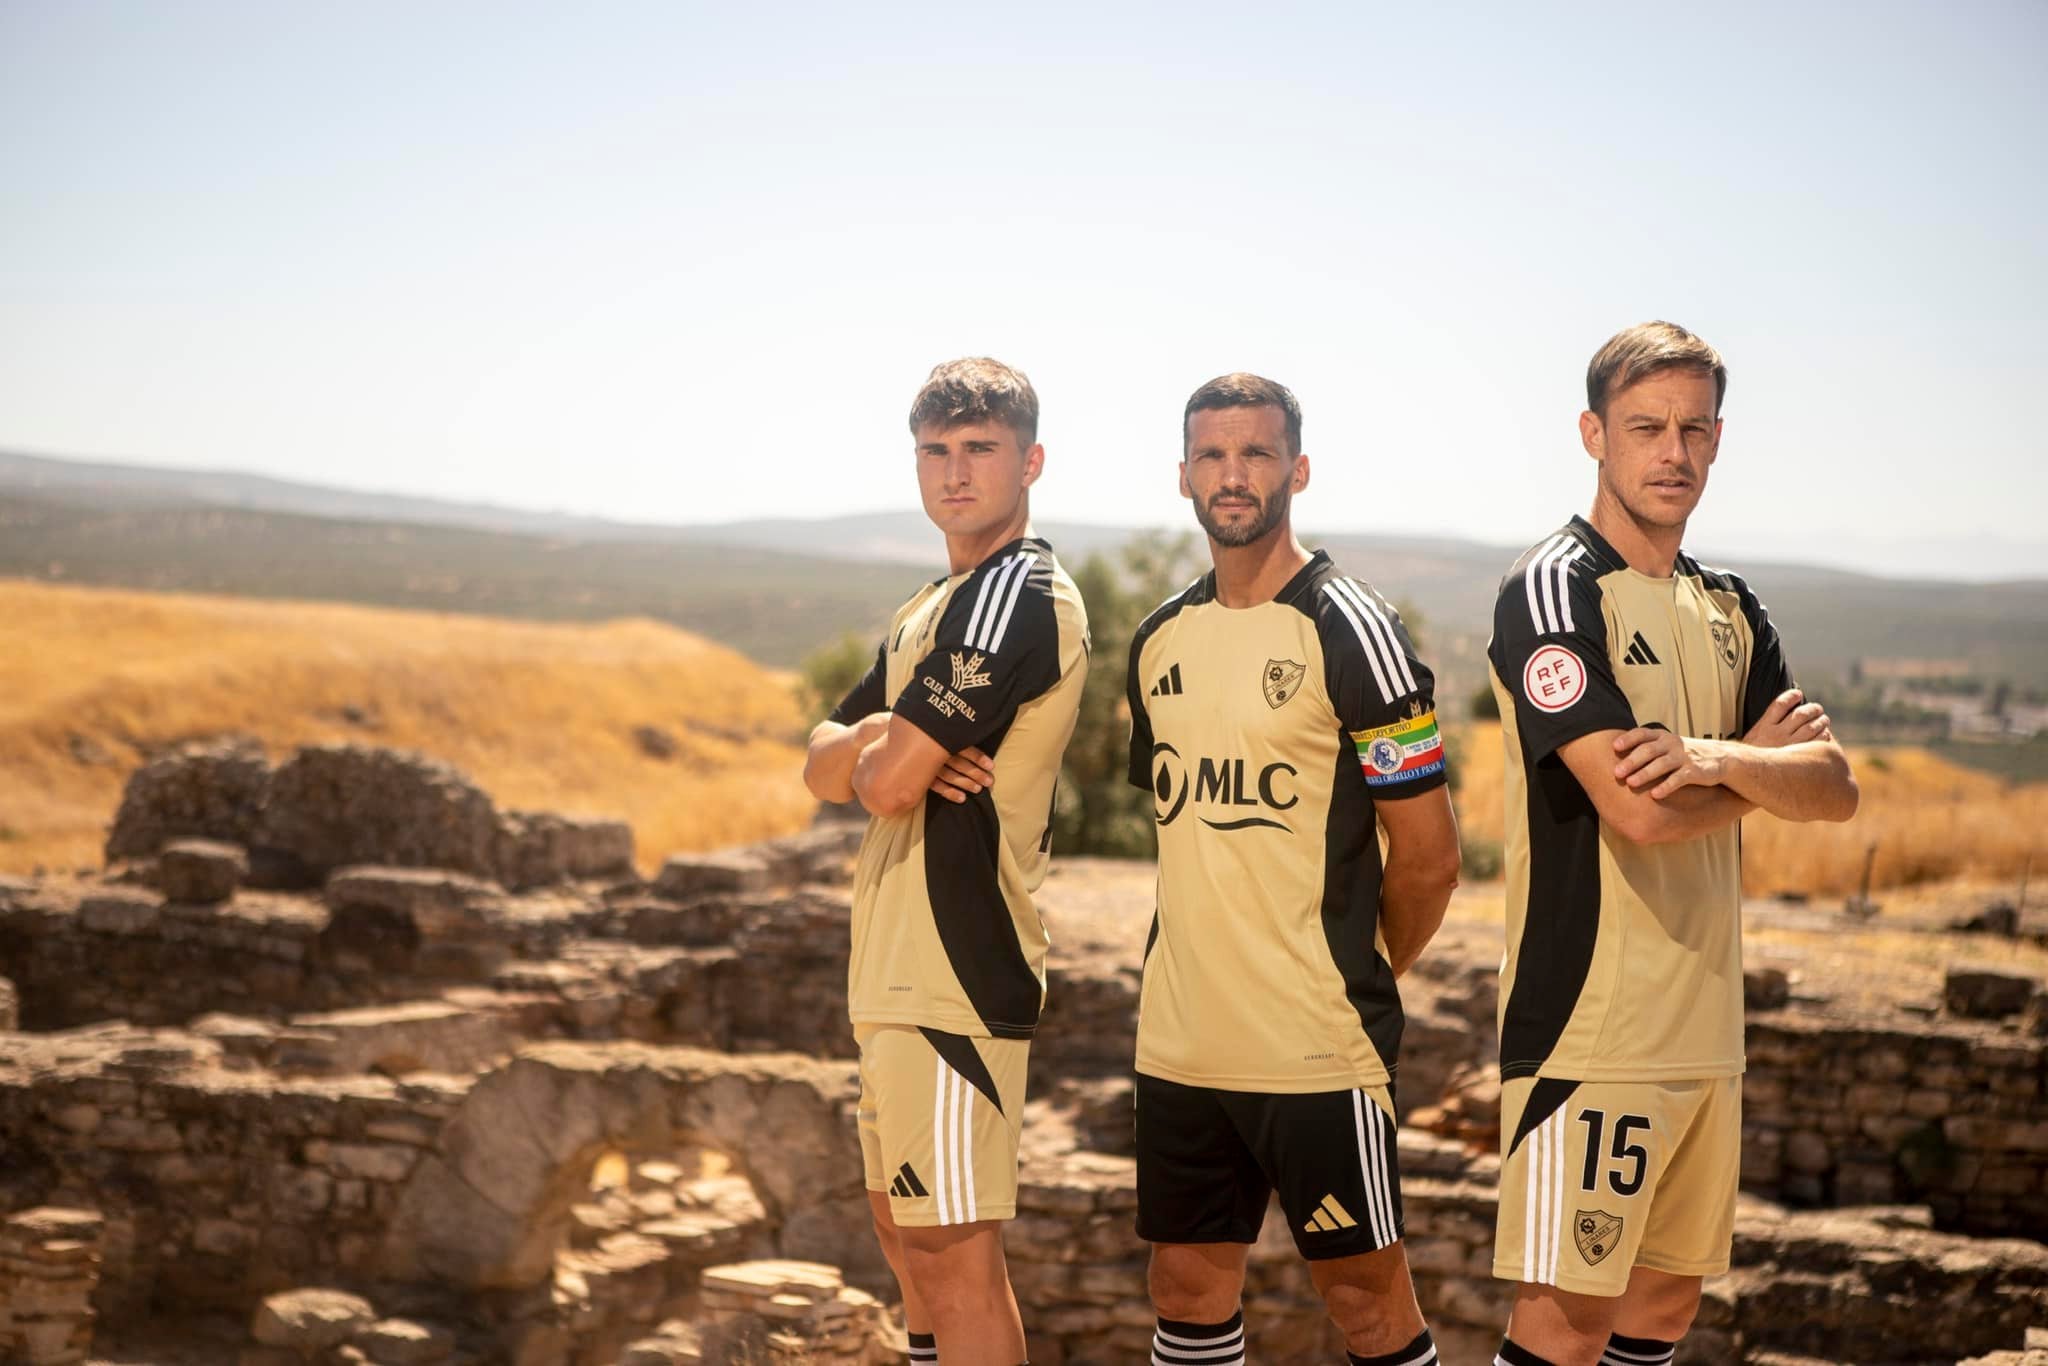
[944,451,972,489]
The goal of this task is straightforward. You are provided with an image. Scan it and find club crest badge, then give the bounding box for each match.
[1574,1209,1624,1265]
[1263,659,1306,709]
[1710,619,1739,669]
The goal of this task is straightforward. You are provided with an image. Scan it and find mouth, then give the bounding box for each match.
[1646,478,1692,494]
[1210,498,1258,514]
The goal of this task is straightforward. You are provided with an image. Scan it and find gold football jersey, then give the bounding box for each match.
[1126,552,1447,1093]
[830,536,1089,1040]
[1488,516,1795,1082]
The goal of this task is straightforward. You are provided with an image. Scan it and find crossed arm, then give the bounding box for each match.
[803,714,997,818]
[1557,688,1860,846]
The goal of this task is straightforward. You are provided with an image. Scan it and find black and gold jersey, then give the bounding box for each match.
[829,536,1089,1041]
[1487,515,1796,1083]
[1125,551,1447,1093]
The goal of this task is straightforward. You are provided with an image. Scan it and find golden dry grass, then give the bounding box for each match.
[0,579,817,875]
[1449,720,2047,897]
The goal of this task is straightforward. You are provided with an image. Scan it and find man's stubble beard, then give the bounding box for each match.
[1196,481,1291,549]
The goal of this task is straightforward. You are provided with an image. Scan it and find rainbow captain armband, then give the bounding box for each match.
[1352,709,1445,788]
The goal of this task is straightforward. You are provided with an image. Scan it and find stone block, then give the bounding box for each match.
[1945,966,2038,1020]
[351,1317,455,1364]
[79,890,163,935]
[654,852,771,900]
[158,839,249,904]
[251,1287,377,1349]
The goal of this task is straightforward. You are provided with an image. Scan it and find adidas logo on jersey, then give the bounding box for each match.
[1149,663,1184,697]
[888,1163,928,1199]
[1302,1194,1358,1233]
[1623,632,1661,666]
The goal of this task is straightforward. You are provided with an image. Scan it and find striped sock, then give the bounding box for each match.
[1495,1341,1559,1366]
[908,1329,937,1364]
[1351,1326,1438,1365]
[1153,1309,1246,1366]
[1601,1334,1676,1366]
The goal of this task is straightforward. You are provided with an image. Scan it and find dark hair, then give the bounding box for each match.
[1586,321,1727,416]
[1182,373,1302,455]
[908,357,1039,446]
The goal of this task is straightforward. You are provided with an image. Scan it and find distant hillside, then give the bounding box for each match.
[4,450,2044,700]
[0,580,817,876]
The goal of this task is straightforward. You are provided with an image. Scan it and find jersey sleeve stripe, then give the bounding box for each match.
[1332,577,1414,699]
[1348,581,1420,695]
[1525,534,1568,633]
[986,551,1035,653]
[966,551,1026,650]
[1321,581,1397,704]
[1551,545,1585,633]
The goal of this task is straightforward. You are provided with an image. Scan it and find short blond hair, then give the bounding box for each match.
[1587,321,1727,416]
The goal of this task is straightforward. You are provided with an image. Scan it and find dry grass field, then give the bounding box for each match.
[1451,720,2046,898]
[0,579,816,875]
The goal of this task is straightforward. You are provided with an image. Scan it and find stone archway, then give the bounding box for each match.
[378,1042,869,1292]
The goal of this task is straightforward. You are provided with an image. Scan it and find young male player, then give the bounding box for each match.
[1486,322,1859,1366]
[1126,373,1462,1366]
[803,358,1089,1366]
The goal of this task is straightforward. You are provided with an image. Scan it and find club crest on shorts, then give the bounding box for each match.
[1263,659,1306,709]
[1574,1209,1623,1265]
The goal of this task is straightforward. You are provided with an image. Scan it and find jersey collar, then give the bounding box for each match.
[1189,548,1331,608]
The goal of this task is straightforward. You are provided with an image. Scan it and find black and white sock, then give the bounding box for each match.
[1601,1333,1676,1366]
[1495,1340,1559,1366]
[908,1329,937,1365]
[1152,1309,1246,1366]
[1350,1326,1438,1365]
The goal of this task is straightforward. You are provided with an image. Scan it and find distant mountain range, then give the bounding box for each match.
[3,449,2043,699]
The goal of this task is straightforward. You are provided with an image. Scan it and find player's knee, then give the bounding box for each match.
[1629,1285,1701,1341]
[1148,1252,1239,1321]
[1318,1276,1395,1335]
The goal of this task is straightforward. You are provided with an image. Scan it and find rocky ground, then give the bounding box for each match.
[0,741,2042,1365]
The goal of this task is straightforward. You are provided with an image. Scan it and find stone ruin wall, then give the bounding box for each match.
[0,740,2045,1364]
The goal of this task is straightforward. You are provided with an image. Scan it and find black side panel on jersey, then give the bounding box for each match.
[1507,1077,1581,1156]
[1125,580,1203,791]
[828,641,888,726]
[923,745,1040,1039]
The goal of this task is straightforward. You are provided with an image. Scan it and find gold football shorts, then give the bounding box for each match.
[857,1022,1029,1227]
[1494,1075,1740,1296]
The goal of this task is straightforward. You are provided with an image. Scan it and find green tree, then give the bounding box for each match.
[1052,531,1200,857]
[797,630,878,722]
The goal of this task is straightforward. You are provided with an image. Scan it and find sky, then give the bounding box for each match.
[3,1,2045,579]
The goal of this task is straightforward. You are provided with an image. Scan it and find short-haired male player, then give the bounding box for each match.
[1126,374,1462,1366]
[803,358,1089,1366]
[1487,322,1858,1366]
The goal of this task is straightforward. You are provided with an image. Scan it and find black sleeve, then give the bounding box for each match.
[825,641,888,725]
[1318,579,1448,797]
[1732,574,1798,734]
[1125,623,1155,790]
[1486,559,1637,762]
[891,554,1062,753]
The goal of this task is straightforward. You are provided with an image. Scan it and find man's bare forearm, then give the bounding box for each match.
[1380,848,1458,977]
[802,713,890,803]
[1630,783,1755,844]
[1718,740,1859,822]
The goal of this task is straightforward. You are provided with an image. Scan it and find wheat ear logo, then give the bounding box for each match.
[950,650,993,691]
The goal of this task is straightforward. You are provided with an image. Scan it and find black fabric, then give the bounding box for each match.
[1134,1074,1404,1260]
[1497,721,1607,1079]
[1688,558,1798,735]
[826,640,888,726]
[1317,722,1404,1079]
[918,1026,1004,1115]
[1489,519,1637,762]
[1153,1310,1245,1366]
[1351,1328,1435,1365]
[1507,1077,1581,1156]
[1297,554,1447,799]
[1497,1341,1560,1366]
[1601,1332,1677,1364]
[893,539,1062,754]
[922,782,1038,1038]
[1125,579,1199,790]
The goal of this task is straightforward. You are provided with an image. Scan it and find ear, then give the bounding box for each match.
[1578,410,1605,463]
[1178,459,1192,501]
[1020,442,1045,489]
[1292,451,1311,493]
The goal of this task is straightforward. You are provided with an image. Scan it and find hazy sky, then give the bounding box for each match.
[4,1,2045,578]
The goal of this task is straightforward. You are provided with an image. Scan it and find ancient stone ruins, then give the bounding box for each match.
[1,740,2044,1364]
